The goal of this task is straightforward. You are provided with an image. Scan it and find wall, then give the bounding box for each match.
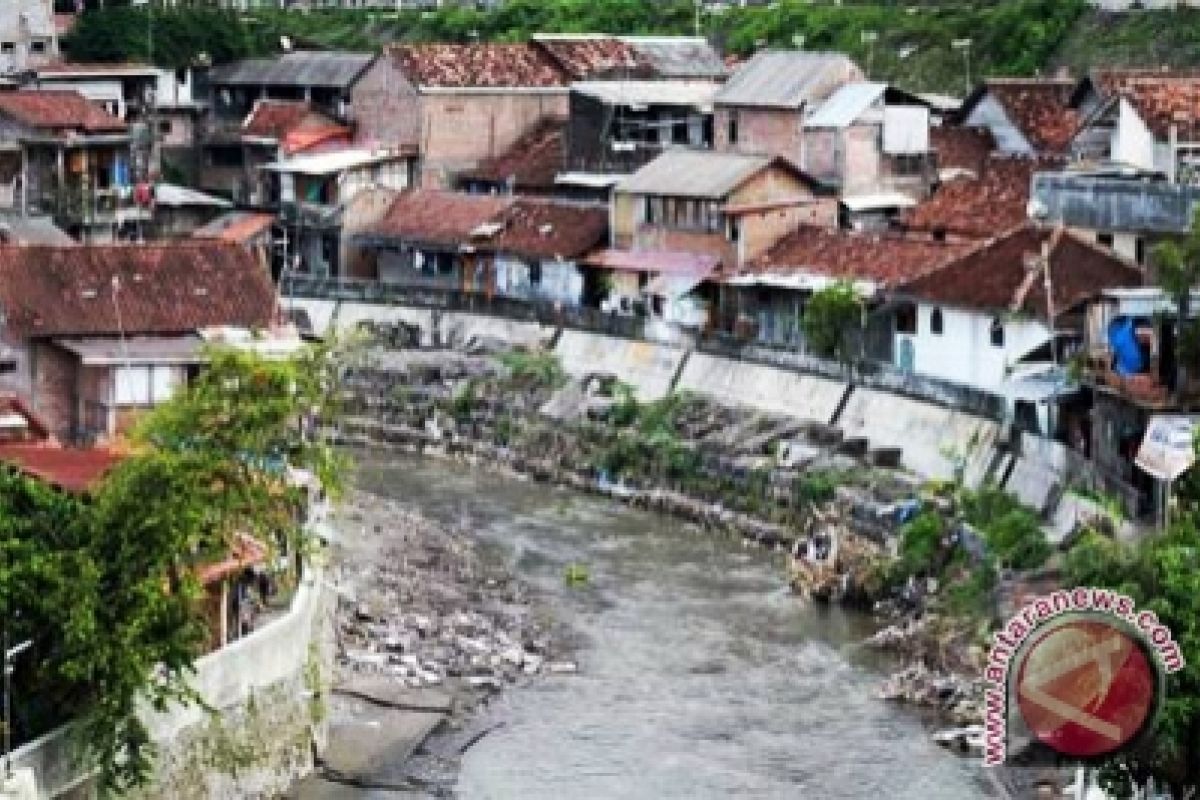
[677,351,847,423]
[350,57,422,152]
[727,168,833,263]
[895,303,1051,395]
[555,329,685,401]
[0,0,56,74]
[964,93,1035,155]
[1114,97,1156,172]
[28,342,77,442]
[418,91,568,188]
[714,105,803,165]
[341,187,401,280]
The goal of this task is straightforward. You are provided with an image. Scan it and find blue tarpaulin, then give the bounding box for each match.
[1108,317,1145,376]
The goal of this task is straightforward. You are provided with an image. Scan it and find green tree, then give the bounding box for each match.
[1153,207,1200,392]
[801,280,862,362]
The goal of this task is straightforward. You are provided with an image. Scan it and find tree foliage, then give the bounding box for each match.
[0,343,345,791]
[801,280,862,362]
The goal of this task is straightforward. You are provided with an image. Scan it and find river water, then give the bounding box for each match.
[354,452,994,800]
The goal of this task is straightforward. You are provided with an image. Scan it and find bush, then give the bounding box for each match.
[801,281,862,361]
[498,350,566,389]
[793,469,840,507]
[894,511,944,580]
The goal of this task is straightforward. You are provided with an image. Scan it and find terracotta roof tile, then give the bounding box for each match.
[387,43,569,89]
[242,100,350,154]
[0,242,276,339]
[533,37,653,80]
[192,212,276,244]
[489,199,608,261]
[0,90,126,133]
[749,226,970,288]
[1092,72,1200,139]
[902,156,1063,239]
[0,443,124,494]
[982,79,1079,153]
[930,125,996,175]
[459,118,566,191]
[366,190,514,248]
[899,225,1143,318]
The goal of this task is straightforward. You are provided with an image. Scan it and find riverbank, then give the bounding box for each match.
[294,489,573,795]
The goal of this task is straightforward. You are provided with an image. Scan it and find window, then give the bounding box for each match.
[1135,237,1146,266]
[727,112,738,145]
[0,43,14,55]
[158,120,173,135]
[644,196,653,223]
[727,217,740,243]
[29,40,47,55]
[930,307,944,335]
[990,318,1005,348]
[115,365,181,406]
[895,304,917,334]
[1097,232,1114,249]
[529,261,542,286]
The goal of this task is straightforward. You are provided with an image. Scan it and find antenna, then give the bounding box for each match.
[111,274,132,387]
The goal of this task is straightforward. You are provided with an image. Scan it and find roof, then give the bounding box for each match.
[210,51,374,89]
[53,334,205,365]
[617,36,728,80]
[747,226,969,291]
[967,78,1079,153]
[531,35,652,80]
[197,534,268,586]
[715,51,862,109]
[0,394,51,443]
[364,190,514,248]
[0,215,74,246]
[459,117,566,191]
[242,100,346,143]
[617,150,816,199]
[804,82,888,128]
[192,211,276,244]
[841,192,918,212]
[0,90,125,133]
[489,199,608,261]
[1090,72,1200,139]
[261,148,410,176]
[898,225,1143,318]
[903,156,1061,238]
[0,242,276,339]
[572,80,720,109]
[0,443,124,494]
[386,43,569,90]
[152,183,232,209]
[931,125,996,175]
[584,248,721,275]
[35,62,159,78]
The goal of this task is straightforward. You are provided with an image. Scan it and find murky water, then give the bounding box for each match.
[354,452,993,800]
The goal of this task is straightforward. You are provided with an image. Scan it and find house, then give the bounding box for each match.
[26,62,159,122]
[0,213,73,245]
[192,210,275,270]
[456,117,567,197]
[0,0,57,75]
[894,225,1143,436]
[0,394,122,493]
[930,125,996,180]
[801,82,935,205]
[959,78,1080,156]
[228,99,353,205]
[724,225,966,349]
[713,51,864,163]
[531,34,728,82]
[259,147,416,279]
[0,90,147,242]
[144,182,233,239]
[208,50,375,125]
[351,43,570,187]
[355,189,608,307]
[902,156,1061,241]
[563,81,720,174]
[609,150,837,274]
[0,241,277,443]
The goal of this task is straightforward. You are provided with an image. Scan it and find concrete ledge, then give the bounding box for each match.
[676,352,847,424]
[554,330,686,402]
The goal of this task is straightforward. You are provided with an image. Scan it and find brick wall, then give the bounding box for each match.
[714,106,803,165]
[351,58,422,152]
[29,341,77,442]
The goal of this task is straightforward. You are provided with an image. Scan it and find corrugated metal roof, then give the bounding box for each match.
[153,183,232,209]
[572,80,720,109]
[261,148,406,176]
[804,82,887,128]
[715,50,861,109]
[618,37,728,80]
[0,215,74,246]
[616,150,772,198]
[210,51,374,89]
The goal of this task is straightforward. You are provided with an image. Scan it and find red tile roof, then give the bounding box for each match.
[0,90,126,133]
[0,394,51,443]
[748,226,970,289]
[0,242,276,339]
[1091,72,1200,139]
[387,43,570,89]
[976,79,1079,153]
[197,533,268,586]
[459,118,566,191]
[192,212,276,244]
[931,125,996,175]
[533,37,652,81]
[0,443,124,494]
[899,225,1143,318]
[902,156,1062,239]
[242,100,350,153]
[490,199,608,261]
[366,190,514,248]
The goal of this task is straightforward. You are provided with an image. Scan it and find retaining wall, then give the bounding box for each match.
[554,330,686,402]
[677,352,847,424]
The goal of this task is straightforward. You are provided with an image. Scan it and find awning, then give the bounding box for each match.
[725,271,877,296]
[584,248,719,276]
[998,365,1079,403]
[53,335,206,366]
[555,172,628,189]
[840,192,918,212]
[1136,415,1198,482]
[645,273,707,298]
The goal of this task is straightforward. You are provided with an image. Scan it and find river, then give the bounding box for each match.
[352,451,994,799]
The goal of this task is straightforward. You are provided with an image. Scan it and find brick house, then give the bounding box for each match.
[0,90,147,243]
[0,241,276,443]
[351,43,571,188]
[713,51,863,164]
[456,118,567,197]
[532,34,727,82]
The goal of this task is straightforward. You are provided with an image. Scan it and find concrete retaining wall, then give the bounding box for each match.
[677,353,847,424]
[439,312,556,350]
[838,388,1000,484]
[554,330,686,402]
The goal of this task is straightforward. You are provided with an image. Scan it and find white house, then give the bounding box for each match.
[0,0,56,75]
[893,224,1143,433]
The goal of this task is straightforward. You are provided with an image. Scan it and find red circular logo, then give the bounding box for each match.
[1014,616,1158,758]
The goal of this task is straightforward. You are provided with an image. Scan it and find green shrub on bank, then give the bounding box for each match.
[498,350,566,389]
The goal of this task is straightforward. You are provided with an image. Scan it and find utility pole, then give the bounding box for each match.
[861,30,878,79]
[952,38,973,97]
